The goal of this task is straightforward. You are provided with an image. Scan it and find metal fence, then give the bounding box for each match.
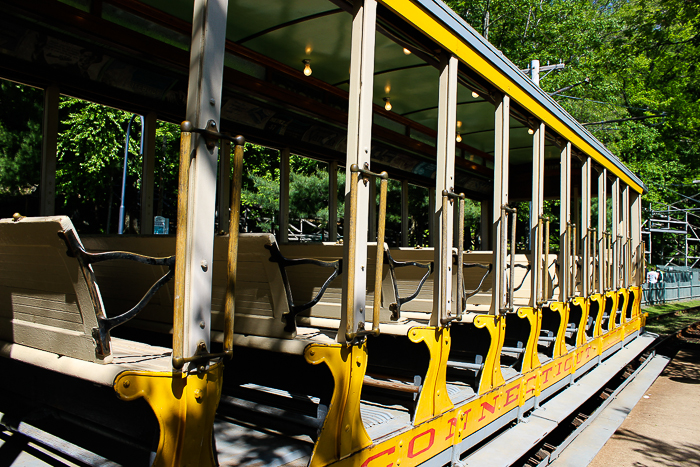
[641,265,700,305]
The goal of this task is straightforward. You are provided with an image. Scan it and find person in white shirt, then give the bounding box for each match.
[647,269,658,284]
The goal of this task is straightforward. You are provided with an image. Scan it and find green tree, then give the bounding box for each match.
[57,98,180,233]
[0,80,43,216]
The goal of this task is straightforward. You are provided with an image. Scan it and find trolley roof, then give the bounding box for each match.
[2,0,646,195]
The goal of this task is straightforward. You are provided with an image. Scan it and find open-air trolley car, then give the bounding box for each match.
[0,0,652,466]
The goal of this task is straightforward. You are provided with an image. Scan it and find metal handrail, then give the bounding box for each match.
[568,222,578,300]
[499,204,517,314]
[441,189,465,325]
[172,121,245,370]
[617,234,624,286]
[604,231,612,291]
[537,216,550,306]
[588,227,598,294]
[345,163,389,342]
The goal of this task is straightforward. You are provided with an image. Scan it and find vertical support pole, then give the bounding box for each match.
[612,178,620,290]
[560,142,571,301]
[481,200,490,250]
[218,140,231,233]
[176,0,228,361]
[631,191,642,286]
[369,177,377,241]
[40,84,60,216]
[431,54,458,326]
[341,0,377,343]
[531,122,545,306]
[581,157,591,297]
[598,169,607,292]
[401,179,409,246]
[279,147,290,243]
[329,160,339,242]
[140,112,157,234]
[622,185,629,287]
[428,187,436,247]
[492,93,510,314]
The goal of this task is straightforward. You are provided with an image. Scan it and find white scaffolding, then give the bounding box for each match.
[643,204,700,267]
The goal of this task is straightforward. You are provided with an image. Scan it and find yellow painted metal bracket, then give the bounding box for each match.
[548,302,568,358]
[630,286,642,319]
[408,326,454,425]
[305,343,371,467]
[571,296,588,347]
[113,362,223,467]
[474,314,505,394]
[590,294,605,337]
[516,306,541,373]
[618,288,630,326]
[604,290,618,332]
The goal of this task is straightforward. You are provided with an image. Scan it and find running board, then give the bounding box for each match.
[455,332,657,467]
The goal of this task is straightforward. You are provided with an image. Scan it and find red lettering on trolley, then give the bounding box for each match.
[504,384,520,407]
[564,357,572,372]
[554,361,563,377]
[478,395,500,422]
[541,366,554,384]
[462,408,472,430]
[361,447,396,467]
[408,429,435,458]
[586,345,592,358]
[446,418,457,440]
[524,376,537,395]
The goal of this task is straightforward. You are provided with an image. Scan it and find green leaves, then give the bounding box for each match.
[0,81,43,197]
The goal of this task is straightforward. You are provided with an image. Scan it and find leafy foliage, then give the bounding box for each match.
[446,0,700,262]
[56,98,180,233]
[0,81,43,216]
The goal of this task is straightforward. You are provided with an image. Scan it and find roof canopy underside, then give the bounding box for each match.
[1,0,644,196]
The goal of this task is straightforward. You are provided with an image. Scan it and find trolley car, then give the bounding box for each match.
[0,0,650,466]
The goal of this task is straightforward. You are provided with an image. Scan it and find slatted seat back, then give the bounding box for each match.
[84,233,293,339]
[279,243,390,322]
[385,248,434,313]
[460,252,538,308]
[0,216,103,362]
[462,251,494,306]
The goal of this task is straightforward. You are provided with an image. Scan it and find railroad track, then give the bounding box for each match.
[515,317,700,467]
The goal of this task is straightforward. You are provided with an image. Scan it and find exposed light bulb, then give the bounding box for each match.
[528,128,534,135]
[457,120,462,129]
[403,48,411,55]
[472,91,479,98]
[383,97,392,111]
[302,59,312,77]
[456,132,462,143]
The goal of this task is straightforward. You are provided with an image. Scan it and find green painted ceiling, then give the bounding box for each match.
[140,0,548,165]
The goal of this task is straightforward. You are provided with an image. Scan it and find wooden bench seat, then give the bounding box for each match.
[0,216,173,383]
[84,233,296,340]
[85,237,407,343]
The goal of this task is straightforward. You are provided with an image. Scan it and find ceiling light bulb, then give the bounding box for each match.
[457,120,462,129]
[302,59,312,77]
[383,97,392,111]
[472,91,479,98]
[456,132,462,143]
[528,128,534,135]
[403,48,411,55]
